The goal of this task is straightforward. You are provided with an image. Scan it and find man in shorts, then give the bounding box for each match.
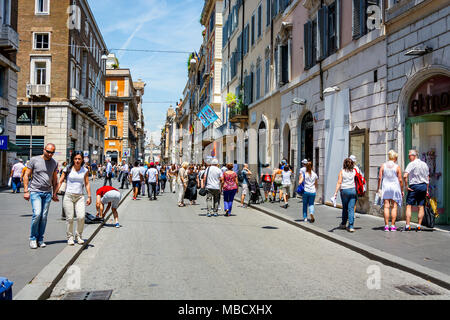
[96,186,121,228]
[240,164,251,208]
[403,149,430,232]
[260,164,272,202]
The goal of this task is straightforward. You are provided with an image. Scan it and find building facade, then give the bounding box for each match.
[104,55,140,164]
[16,0,107,165]
[0,0,20,187]
[134,79,146,162]
[384,0,450,224]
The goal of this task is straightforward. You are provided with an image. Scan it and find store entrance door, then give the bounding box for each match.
[406,116,449,225]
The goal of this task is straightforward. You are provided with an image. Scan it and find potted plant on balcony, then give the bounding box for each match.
[225,92,237,108]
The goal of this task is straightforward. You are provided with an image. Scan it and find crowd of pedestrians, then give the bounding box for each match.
[7,141,432,250]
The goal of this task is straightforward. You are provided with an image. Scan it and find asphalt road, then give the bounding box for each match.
[0,177,127,293]
[49,191,450,300]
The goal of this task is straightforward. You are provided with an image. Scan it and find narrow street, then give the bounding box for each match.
[49,191,450,300]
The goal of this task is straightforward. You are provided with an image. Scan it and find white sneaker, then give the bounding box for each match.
[30,240,38,249]
[38,241,46,248]
[303,218,308,222]
[76,235,85,245]
[67,237,74,246]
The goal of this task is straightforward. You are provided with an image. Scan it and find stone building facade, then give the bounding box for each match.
[16,0,107,165]
[384,0,450,224]
[0,0,19,187]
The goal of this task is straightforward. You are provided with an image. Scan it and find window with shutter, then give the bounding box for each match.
[266,0,271,26]
[250,72,254,103]
[251,14,255,46]
[312,18,317,66]
[281,45,289,85]
[258,5,262,38]
[317,6,328,61]
[256,65,261,100]
[328,2,337,55]
[237,33,242,62]
[304,21,312,69]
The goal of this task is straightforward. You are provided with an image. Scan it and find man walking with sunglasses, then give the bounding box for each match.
[23,144,60,249]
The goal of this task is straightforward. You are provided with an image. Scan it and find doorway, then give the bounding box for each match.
[300,111,314,164]
[258,121,267,177]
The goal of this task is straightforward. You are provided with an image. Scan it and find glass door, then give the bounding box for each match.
[406,117,448,224]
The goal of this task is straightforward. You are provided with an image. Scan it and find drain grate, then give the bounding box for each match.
[63,290,113,300]
[395,285,441,296]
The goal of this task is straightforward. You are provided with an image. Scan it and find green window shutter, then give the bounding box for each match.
[304,21,312,69]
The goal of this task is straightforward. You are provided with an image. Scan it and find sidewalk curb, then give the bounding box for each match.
[236,199,450,291]
[14,188,133,300]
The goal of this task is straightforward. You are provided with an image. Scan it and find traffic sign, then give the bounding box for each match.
[0,136,8,151]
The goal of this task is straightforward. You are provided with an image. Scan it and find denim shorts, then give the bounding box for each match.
[406,183,427,206]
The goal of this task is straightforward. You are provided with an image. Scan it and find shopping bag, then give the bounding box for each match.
[7,177,12,188]
[422,198,435,229]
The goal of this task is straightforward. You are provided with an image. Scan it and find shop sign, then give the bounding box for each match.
[0,136,7,150]
[409,75,450,117]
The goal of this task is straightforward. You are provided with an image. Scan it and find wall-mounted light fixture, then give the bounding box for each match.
[405,46,433,56]
[292,98,307,105]
[323,86,340,94]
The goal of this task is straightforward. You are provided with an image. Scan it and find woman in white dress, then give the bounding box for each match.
[377,150,403,232]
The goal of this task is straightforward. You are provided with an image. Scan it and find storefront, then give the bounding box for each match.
[405,75,450,225]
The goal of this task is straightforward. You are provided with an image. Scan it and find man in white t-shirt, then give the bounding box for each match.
[146,162,159,200]
[10,159,25,193]
[129,161,142,200]
[403,149,430,232]
[202,159,223,217]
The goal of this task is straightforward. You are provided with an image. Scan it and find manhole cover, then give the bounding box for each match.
[395,285,441,296]
[63,290,113,300]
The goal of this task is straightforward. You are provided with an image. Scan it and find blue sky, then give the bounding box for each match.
[88,0,204,145]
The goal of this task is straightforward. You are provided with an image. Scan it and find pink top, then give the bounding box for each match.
[223,171,238,191]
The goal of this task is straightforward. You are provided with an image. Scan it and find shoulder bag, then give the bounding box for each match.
[199,167,210,197]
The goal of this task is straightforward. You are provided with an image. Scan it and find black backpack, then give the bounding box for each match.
[238,170,244,183]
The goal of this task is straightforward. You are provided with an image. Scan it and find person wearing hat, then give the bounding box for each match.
[10,159,25,193]
[201,158,223,216]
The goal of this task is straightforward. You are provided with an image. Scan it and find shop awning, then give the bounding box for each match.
[7,141,23,152]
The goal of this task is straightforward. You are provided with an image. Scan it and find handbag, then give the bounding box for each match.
[57,168,68,195]
[7,177,12,188]
[199,167,210,197]
[296,172,305,195]
[422,197,435,229]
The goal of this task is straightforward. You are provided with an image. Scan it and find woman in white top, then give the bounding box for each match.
[377,150,403,232]
[333,158,357,232]
[280,165,293,209]
[57,151,91,245]
[298,162,319,223]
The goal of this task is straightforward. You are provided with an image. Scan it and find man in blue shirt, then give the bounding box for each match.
[239,163,252,208]
[104,159,113,186]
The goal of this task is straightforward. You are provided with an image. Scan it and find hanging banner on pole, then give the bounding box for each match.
[201,105,219,124]
[197,111,210,128]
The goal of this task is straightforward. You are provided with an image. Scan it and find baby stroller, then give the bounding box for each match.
[248,177,263,205]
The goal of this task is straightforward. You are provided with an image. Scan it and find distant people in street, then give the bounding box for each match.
[159,165,167,193]
[177,162,188,207]
[23,143,60,249]
[272,164,283,203]
[223,163,238,216]
[60,162,68,177]
[96,185,121,228]
[260,164,272,202]
[130,161,143,200]
[10,159,25,193]
[221,164,227,174]
[233,160,239,174]
[300,159,308,175]
[239,164,251,208]
[168,164,177,193]
[333,158,358,232]
[120,160,129,189]
[184,165,198,205]
[280,165,293,209]
[377,150,403,232]
[140,162,148,196]
[91,160,98,181]
[156,162,161,195]
[104,159,113,186]
[146,162,159,201]
[403,149,430,232]
[202,159,223,217]
[299,162,318,222]
[57,151,91,246]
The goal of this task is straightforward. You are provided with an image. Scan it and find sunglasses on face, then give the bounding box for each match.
[45,150,55,155]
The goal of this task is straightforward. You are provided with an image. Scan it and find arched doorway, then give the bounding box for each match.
[404,74,450,225]
[301,112,314,163]
[283,123,291,165]
[258,121,267,177]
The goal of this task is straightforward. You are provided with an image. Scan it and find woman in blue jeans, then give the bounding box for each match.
[333,158,358,232]
[298,162,318,223]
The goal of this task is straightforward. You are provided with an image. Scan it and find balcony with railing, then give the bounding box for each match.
[228,104,248,123]
[0,24,19,51]
[105,90,126,98]
[26,83,51,98]
[70,88,83,106]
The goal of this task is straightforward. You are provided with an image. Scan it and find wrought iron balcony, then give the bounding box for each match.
[228,104,248,123]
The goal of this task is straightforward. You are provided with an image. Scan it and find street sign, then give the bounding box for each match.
[0,136,8,150]
[93,150,98,155]
[83,151,89,157]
